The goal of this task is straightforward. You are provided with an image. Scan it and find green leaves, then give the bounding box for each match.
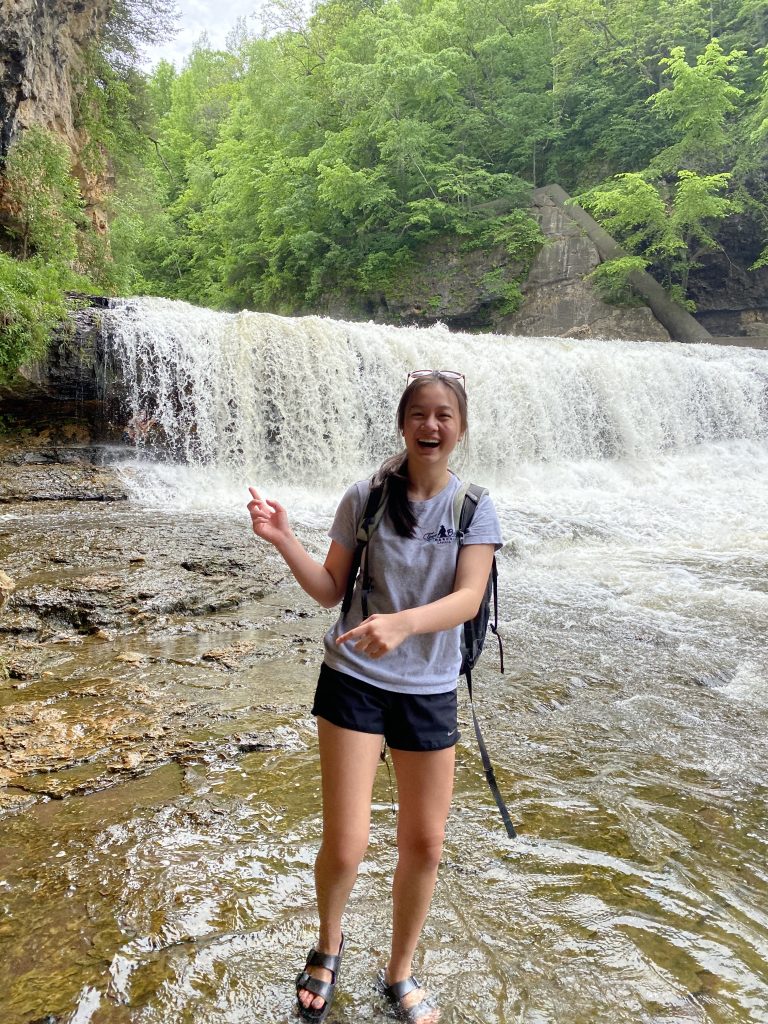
[581,174,670,255]
[0,0,184,378]
[649,40,745,173]
[672,170,741,253]
[2,127,83,264]
[108,0,544,311]
[580,169,741,298]
[588,256,650,306]
[0,256,86,384]
[317,161,398,219]
[94,0,767,316]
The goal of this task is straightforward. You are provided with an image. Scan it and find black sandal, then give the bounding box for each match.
[376,969,439,1022]
[295,934,345,1022]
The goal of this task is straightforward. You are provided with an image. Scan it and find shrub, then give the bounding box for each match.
[0,255,79,384]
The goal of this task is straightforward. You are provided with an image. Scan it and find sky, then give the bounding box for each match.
[140,0,266,68]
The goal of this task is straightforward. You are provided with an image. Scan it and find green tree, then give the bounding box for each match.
[582,169,740,300]
[649,39,745,174]
[102,0,180,74]
[748,47,768,268]
[2,126,83,262]
[0,0,180,380]
[104,0,767,314]
[0,255,74,384]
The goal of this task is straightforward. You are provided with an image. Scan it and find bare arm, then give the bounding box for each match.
[336,543,495,658]
[247,487,354,608]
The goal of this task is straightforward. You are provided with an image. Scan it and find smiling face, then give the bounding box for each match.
[400,380,465,468]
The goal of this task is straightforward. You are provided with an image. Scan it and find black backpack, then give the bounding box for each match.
[341,479,516,838]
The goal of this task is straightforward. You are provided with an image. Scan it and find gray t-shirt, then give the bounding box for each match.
[323,473,503,695]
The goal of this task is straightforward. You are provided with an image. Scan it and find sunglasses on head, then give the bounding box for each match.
[406,369,466,389]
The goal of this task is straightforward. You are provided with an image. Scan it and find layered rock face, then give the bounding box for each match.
[0,0,112,227]
[323,189,677,340]
[500,190,672,341]
[688,214,768,339]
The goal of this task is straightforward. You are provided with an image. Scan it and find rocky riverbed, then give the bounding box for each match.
[0,435,334,818]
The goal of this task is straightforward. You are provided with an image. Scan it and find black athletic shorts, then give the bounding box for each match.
[312,663,460,752]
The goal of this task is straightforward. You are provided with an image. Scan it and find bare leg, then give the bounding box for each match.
[298,717,383,1013]
[384,744,455,1021]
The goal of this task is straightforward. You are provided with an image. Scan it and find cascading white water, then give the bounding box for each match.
[102,295,768,702]
[102,296,768,494]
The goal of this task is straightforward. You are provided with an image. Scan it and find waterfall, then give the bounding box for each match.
[101,296,768,496]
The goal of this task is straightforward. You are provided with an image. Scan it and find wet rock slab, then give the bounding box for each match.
[0,442,128,503]
[8,563,268,632]
[0,673,306,811]
[0,442,331,814]
[0,679,189,799]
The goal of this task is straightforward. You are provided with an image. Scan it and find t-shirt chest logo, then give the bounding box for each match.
[422,524,456,544]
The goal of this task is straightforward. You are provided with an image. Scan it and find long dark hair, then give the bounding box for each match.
[374,372,469,538]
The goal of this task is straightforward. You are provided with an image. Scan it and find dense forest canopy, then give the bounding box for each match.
[1,0,767,381]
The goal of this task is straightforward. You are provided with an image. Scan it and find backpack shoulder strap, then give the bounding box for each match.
[341,479,387,617]
[455,479,501,655]
[453,481,488,544]
[454,483,500,657]
[356,479,388,543]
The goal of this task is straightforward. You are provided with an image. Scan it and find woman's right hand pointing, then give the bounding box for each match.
[247,486,291,547]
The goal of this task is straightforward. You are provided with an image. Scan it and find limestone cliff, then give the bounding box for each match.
[319,190,681,342]
[499,189,673,342]
[0,0,112,230]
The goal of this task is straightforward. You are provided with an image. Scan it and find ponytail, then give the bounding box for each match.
[373,452,416,538]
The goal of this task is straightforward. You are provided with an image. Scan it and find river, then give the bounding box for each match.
[1,297,767,1023]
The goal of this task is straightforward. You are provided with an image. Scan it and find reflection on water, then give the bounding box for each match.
[2,688,767,1024]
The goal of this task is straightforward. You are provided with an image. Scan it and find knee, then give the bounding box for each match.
[318,834,369,875]
[398,830,445,872]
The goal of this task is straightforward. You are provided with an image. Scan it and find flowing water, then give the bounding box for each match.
[2,296,768,1024]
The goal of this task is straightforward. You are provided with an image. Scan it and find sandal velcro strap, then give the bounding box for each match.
[377,970,437,1022]
[295,971,333,1003]
[304,947,342,973]
[384,975,421,1000]
[295,935,345,1023]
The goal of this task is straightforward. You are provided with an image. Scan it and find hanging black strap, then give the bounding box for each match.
[466,667,517,838]
[488,557,504,673]
[457,486,515,838]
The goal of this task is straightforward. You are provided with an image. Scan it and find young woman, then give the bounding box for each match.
[247,370,502,1023]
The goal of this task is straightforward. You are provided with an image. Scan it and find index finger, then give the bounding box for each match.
[336,624,365,645]
[248,486,276,510]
